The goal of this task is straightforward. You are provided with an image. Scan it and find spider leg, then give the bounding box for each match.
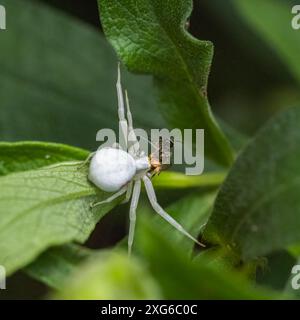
[46,161,83,169]
[77,152,96,170]
[90,185,127,208]
[116,63,129,150]
[125,90,140,157]
[121,180,133,204]
[128,180,141,256]
[143,175,205,247]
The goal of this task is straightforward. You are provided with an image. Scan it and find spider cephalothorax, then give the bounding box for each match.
[149,137,174,176]
[88,64,204,255]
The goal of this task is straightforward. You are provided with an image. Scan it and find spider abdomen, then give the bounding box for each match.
[88,148,136,192]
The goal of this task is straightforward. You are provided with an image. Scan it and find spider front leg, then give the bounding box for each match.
[125,90,140,157]
[77,152,96,170]
[116,64,140,157]
[116,63,129,150]
[143,175,205,247]
[128,179,141,256]
[90,185,127,209]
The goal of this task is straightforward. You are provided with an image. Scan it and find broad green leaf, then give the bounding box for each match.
[25,244,94,290]
[28,213,279,299]
[54,251,162,300]
[98,0,234,166]
[256,250,297,292]
[0,162,120,275]
[218,117,248,152]
[148,192,215,255]
[232,0,300,85]
[136,215,278,299]
[0,141,88,176]
[204,107,300,260]
[192,247,241,274]
[0,0,165,148]
[0,142,223,278]
[26,192,215,288]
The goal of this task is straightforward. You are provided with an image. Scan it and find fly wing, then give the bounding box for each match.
[160,138,173,167]
[150,137,174,170]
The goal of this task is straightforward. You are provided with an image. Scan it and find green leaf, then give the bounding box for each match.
[26,192,215,287]
[0,0,165,148]
[53,251,162,300]
[256,250,297,292]
[204,107,300,260]
[0,141,88,176]
[148,192,215,255]
[0,160,120,275]
[0,142,222,279]
[192,247,241,274]
[25,244,94,290]
[98,0,234,166]
[28,210,279,299]
[136,215,278,299]
[232,0,300,85]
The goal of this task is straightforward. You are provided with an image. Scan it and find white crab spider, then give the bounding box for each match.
[88,64,204,255]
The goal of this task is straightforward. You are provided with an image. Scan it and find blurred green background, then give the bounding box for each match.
[0,0,299,299]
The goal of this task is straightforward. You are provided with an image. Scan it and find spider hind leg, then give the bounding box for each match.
[128,180,141,256]
[143,175,205,247]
